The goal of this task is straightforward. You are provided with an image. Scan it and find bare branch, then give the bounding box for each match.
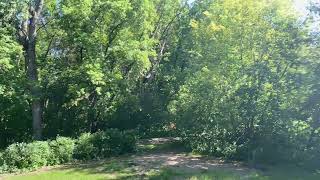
[43,35,55,60]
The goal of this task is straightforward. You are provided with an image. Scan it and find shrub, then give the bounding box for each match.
[3,141,50,171]
[95,129,122,156]
[0,129,136,172]
[73,133,98,160]
[0,151,3,166]
[49,137,75,165]
[118,130,136,153]
[0,151,5,172]
[26,141,51,168]
[74,129,137,160]
[0,151,9,173]
[3,143,27,170]
[95,129,137,156]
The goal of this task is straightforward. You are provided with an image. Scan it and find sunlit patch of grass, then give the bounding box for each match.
[5,159,139,180]
[6,169,106,180]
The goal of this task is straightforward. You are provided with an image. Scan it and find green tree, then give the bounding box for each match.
[169,0,313,163]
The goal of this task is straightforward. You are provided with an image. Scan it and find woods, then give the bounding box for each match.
[1,0,320,174]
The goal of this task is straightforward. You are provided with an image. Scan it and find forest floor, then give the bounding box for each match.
[1,137,319,180]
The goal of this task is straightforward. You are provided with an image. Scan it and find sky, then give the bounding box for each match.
[186,0,318,31]
[294,0,310,16]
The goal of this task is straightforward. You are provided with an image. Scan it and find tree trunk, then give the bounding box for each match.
[19,0,44,140]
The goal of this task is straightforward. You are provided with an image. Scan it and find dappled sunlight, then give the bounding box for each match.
[3,138,320,180]
[1,0,320,179]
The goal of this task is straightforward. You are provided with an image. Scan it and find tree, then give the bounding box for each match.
[0,0,319,168]
[1,0,46,140]
[169,0,313,163]
[20,0,44,140]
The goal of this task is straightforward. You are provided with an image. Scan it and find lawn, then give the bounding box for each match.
[4,163,320,180]
[2,138,319,180]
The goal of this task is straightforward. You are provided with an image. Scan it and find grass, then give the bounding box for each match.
[148,168,260,180]
[4,160,320,180]
[148,166,320,180]
[5,159,139,180]
[2,138,320,180]
[6,169,106,180]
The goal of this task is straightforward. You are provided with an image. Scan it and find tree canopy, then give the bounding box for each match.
[0,0,320,167]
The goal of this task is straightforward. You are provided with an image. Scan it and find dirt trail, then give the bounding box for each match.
[128,138,256,177]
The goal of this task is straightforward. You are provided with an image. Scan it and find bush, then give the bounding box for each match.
[94,129,123,156]
[74,129,136,160]
[49,137,75,165]
[73,133,98,160]
[2,141,50,171]
[0,129,136,172]
[0,151,9,173]
[3,143,27,170]
[118,130,136,153]
[0,151,5,172]
[26,141,51,168]
[0,151,3,166]
[0,137,74,172]
[97,129,136,156]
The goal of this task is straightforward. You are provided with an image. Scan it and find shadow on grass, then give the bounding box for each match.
[52,159,320,180]
[147,167,320,180]
[54,159,141,180]
[148,168,258,180]
[6,138,320,180]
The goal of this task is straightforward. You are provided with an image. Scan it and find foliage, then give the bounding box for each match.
[48,137,75,165]
[0,129,136,172]
[1,141,50,171]
[74,129,136,160]
[0,151,7,173]
[72,133,97,160]
[168,0,320,166]
[0,0,320,172]
[0,151,3,166]
[0,26,29,148]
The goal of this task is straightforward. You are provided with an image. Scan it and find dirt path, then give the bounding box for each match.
[126,138,257,178]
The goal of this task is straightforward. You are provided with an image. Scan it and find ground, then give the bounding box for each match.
[1,138,319,180]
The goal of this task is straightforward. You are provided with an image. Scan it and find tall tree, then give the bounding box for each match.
[17,0,44,139]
